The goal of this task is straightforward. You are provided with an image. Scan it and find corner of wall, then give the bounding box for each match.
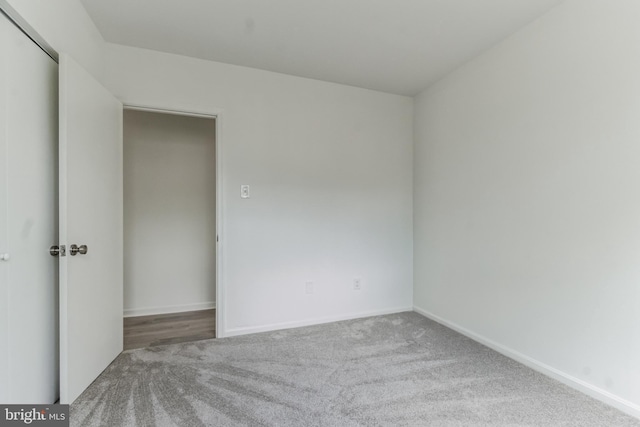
[412,306,640,420]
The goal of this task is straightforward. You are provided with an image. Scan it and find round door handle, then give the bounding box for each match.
[0,253,9,261]
[70,244,88,256]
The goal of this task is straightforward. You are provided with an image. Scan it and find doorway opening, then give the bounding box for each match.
[122,108,217,349]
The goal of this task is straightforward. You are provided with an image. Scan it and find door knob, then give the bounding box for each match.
[0,253,9,261]
[69,244,88,256]
[50,245,66,257]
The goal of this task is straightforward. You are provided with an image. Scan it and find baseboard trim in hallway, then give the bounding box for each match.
[413,305,640,420]
[124,302,216,318]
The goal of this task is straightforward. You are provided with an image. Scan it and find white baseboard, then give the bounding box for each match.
[124,301,216,318]
[225,306,413,338]
[413,305,640,420]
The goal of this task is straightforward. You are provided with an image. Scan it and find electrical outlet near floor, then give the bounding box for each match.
[353,278,362,291]
[305,281,314,295]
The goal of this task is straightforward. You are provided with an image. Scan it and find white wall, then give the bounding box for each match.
[123,110,216,316]
[413,0,640,417]
[6,0,105,80]
[7,0,413,339]
[104,44,414,336]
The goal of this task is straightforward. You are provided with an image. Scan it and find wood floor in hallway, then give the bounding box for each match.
[123,309,216,350]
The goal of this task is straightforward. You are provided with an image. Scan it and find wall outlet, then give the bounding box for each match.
[353,278,362,291]
[305,281,314,295]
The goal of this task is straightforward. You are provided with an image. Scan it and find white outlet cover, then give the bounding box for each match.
[354,278,362,290]
[305,282,314,294]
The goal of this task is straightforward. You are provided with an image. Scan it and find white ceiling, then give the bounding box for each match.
[80,0,563,96]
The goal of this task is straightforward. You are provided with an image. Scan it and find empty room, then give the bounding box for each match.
[0,0,639,426]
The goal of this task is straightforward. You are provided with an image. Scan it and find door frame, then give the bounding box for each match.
[122,104,226,337]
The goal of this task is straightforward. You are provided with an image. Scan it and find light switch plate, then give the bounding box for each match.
[241,185,250,199]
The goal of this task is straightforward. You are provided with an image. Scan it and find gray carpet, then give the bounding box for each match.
[71,312,639,426]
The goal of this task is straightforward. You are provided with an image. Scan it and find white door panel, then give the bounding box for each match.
[0,14,9,403]
[0,14,59,403]
[59,53,123,404]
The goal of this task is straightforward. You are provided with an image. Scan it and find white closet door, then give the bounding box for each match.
[59,53,123,404]
[0,14,59,403]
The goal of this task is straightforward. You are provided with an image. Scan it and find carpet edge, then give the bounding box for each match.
[413,305,640,421]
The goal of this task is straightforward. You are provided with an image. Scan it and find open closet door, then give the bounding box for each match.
[59,54,123,404]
